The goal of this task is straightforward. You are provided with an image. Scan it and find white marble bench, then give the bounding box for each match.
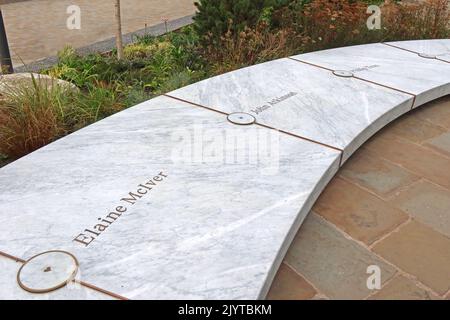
[0,39,449,299]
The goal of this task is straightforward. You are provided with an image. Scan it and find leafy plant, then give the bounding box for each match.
[193,0,291,45]
[5,0,447,165]
[0,74,71,158]
[382,0,450,41]
[204,20,294,74]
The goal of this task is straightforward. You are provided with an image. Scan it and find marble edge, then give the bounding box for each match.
[290,41,385,60]
[1,40,449,300]
[341,98,414,163]
[0,96,183,171]
[289,41,450,106]
[412,84,450,108]
[385,39,450,55]
[258,154,341,299]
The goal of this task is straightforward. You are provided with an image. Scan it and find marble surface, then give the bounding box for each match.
[1,40,449,300]
[291,42,450,107]
[170,58,413,162]
[0,256,112,300]
[0,96,340,299]
[18,251,78,293]
[437,54,450,63]
[387,39,450,57]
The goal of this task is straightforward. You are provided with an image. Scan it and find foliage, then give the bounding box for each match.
[193,0,292,44]
[272,0,449,52]
[204,20,294,74]
[0,75,71,158]
[294,0,382,51]
[382,0,450,41]
[1,0,448,165]
[0,153,8,167]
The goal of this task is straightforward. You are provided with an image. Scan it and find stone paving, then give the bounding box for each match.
[1,0,196,66]
[268,95,450,300]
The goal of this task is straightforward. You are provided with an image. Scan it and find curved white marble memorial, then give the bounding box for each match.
[387,39,450,63]
[0,39,449,300]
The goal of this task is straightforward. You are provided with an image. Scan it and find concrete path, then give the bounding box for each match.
[268,95,450,300]
[1,0,196,66]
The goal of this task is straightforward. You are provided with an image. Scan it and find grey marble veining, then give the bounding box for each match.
[169,58,413,163]
[291,42,450,107]
[2,40,449,300]
[387,39,450,56]
[0,96,340,299]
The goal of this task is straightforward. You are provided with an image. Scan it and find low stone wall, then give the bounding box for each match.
[0,39,448,300]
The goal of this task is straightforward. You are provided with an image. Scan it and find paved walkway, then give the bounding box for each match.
[1,0,196,66]
[268,95,450,300]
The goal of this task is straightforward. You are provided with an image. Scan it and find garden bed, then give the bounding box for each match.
[0,0,448,166]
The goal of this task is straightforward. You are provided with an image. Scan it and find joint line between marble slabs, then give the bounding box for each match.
[165,93,344,156]
[436,57,450,64]
[255,122,344,154]
[381,42,419,55]
[410,95,417,110]
[0,249,127,300]
[0,250,26,263]
[383,42,450,65]
[75,280,129,300]
[288,57,334,71]
[289,56,417,102]
[351,75,417,107]
[164,94,229,116]
[338,152,344,167]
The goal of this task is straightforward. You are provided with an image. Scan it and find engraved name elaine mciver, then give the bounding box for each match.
[73,172,168,247]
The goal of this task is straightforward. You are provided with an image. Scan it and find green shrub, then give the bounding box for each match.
[193,0,292,44]
[0,153,8,168]
[20,0,444,165]
[382,0,450,41]
[66,86,125,130]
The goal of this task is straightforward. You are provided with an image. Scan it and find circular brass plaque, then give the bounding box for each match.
[227,112,256,125]
[17,250,79,293]
[333,70,354,78]
[418,53,436,59]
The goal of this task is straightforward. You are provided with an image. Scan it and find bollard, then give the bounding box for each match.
[0,9,13,74]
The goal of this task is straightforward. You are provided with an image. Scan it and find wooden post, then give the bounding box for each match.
[114,0,124,60]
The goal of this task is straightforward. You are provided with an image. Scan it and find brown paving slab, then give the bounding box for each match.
[314,177,408,245]
[363,135,450,190]
[389,180,450,238]
[373,220,450,295]
[383,114,446,144]
[266,263,317,300]
[340,148,420,198]
[285,213,396,300]
[413,96,450,129]
[424,132,450,158]
[277,97,450,300]
[369,275,440,300]
[2,0,196,65]
[314,178,408,245]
